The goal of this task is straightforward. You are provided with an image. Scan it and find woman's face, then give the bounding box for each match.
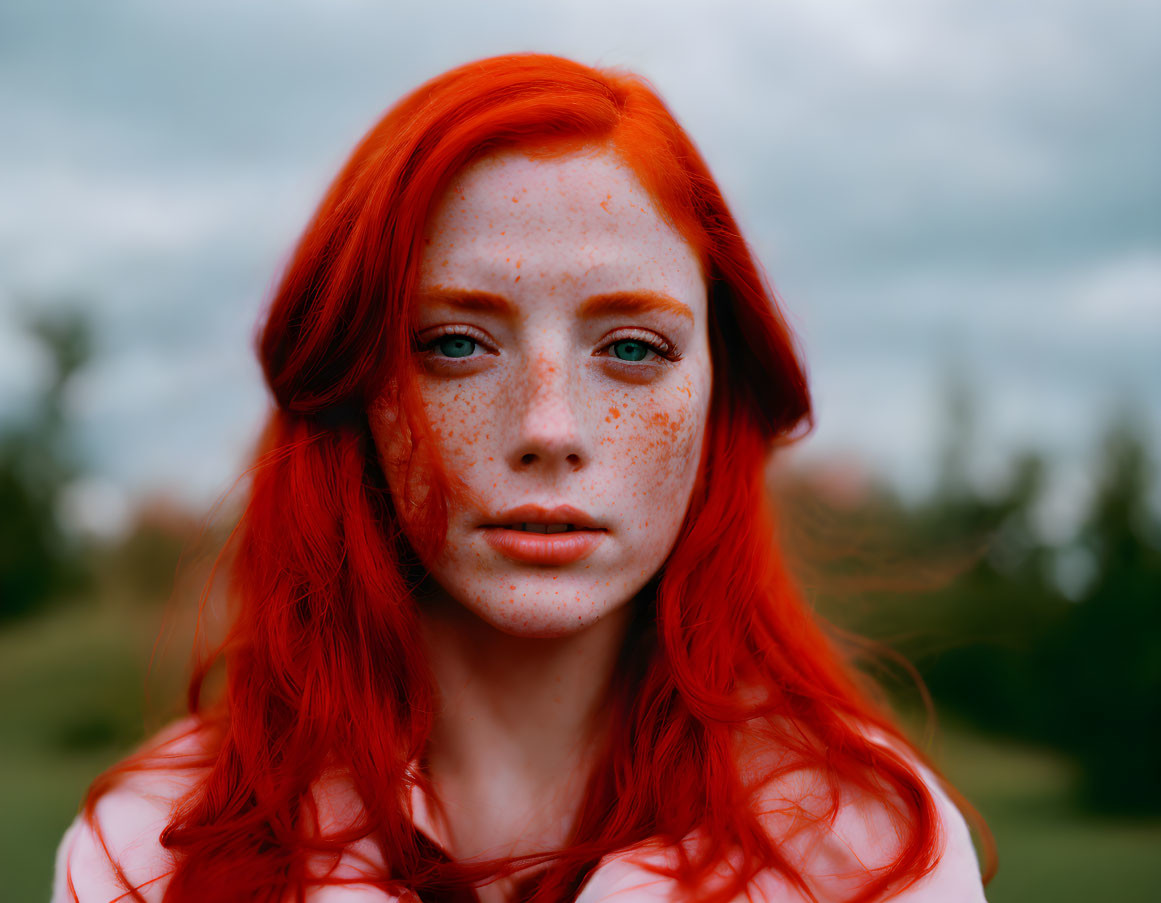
[370,146,712,637]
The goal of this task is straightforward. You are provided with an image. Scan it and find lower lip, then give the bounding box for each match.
[481,528,606,566]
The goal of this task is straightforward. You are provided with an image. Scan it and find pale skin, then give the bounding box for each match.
[368,145,714,902]
[53,144,980,903]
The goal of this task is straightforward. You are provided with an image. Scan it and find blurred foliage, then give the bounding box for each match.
[780,396,1161,816]
[0,309,93,620]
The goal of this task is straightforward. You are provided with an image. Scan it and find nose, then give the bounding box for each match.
[508,351,586,473]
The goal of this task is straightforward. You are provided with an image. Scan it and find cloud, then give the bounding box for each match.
[0,0,1157,509]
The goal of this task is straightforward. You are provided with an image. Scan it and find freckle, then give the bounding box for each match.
[510,585,516,590]
[609,407,620,419]
[515,275,521,283]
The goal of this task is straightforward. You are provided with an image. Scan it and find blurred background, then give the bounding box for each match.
[1,1,1158,899]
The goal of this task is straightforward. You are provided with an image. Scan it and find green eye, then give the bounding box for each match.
[436,336,476,358]
[611,340,649,362]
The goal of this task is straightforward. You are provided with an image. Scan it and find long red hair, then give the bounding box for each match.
[78,53,987,903]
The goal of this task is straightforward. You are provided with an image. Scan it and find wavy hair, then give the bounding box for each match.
[76,53,988,903]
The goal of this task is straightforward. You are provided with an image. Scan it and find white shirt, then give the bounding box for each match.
[52,721,988,902]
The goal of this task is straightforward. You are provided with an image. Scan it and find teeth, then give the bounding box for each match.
[516,523,573,533]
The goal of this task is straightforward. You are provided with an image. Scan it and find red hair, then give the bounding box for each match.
[77,53,988,902]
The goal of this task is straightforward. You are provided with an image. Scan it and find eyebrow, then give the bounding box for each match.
[578,291,695,324]
[416,288,517,317]
[416,287,694,324]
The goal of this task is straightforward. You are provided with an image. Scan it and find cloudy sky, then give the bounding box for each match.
[1,0,1158,538]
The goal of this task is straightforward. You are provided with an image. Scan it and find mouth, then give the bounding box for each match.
[481,504,603,532]
[480,505,606,565]
[500,523,583,534]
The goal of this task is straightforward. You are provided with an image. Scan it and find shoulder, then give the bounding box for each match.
[51,718,212,903]
[52,719,406,903]
[578,724,987,903]
[746,725,988,902]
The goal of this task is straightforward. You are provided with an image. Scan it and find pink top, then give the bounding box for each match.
[52,722,988,902]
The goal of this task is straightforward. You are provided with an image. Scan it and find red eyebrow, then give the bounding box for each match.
[416,288,517,317]
[578,291,694,323]
[417,287,694,323]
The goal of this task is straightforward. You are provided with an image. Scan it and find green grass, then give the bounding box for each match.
[2,601,1159,902]
[928,721,1161,902]
[0,598,186,903]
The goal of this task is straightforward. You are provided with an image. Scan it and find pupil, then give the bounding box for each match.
[439,336,475,358]
[613,340,648,362]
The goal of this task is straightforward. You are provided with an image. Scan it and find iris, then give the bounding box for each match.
[437,336,476,358]
[611,340,648,362]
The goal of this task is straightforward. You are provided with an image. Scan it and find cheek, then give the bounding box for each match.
[603,371,708,498]
[418,383,500,466]
[368,383,495,519]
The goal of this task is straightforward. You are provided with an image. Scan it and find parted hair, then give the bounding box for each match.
[76,53,984,903]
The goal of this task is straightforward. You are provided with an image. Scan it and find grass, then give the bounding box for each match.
[2,599,1159,902]
[0,597,187,903]
[928,720,1161,901]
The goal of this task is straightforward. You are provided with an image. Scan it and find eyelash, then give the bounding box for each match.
[417,325,494,358]
[597,328,682,363]
[416,325,682,363]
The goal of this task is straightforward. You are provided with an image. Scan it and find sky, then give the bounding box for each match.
[1,0,1158,540]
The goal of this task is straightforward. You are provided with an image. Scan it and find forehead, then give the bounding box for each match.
[418,147,705,310]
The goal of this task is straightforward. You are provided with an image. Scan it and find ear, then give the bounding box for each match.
[709,277,812,446]
[367,379,401,427]
[366,380,409,478]
[366,381,438,526]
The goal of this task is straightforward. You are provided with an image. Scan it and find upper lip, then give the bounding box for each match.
[483,504,604,530]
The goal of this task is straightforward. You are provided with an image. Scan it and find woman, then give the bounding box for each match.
[54,54,991,903]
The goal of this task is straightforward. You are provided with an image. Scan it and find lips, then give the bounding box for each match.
[480,504,606,565]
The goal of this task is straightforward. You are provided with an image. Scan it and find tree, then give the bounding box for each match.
[0,308,92,619]
[1052,417,1161,812]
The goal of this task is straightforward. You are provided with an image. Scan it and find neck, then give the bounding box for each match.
[417,590,633,862]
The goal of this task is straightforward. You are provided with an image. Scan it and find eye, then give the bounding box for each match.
[610,339,650,362]
[597,330,681,364]
[416,325,493,362]
[434,335,477,359]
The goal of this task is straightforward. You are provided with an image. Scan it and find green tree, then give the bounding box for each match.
[788,381,1161,813]
[0,308,92,620]
[1052,418,1161,812]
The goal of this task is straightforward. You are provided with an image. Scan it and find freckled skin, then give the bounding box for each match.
[371,147,712,637]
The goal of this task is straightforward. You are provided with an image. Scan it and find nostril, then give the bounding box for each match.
[566,453,581,469]
[521,453,537,466]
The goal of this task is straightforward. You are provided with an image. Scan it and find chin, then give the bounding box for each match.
[455,582,630,639]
